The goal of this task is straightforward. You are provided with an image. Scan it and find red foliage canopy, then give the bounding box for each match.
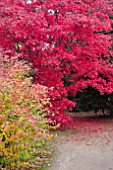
[0,0,113,128]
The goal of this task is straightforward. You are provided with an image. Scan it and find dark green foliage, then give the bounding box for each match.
[68,87,113,116]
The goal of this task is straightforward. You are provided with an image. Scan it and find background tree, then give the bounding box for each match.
[0,0,113,128]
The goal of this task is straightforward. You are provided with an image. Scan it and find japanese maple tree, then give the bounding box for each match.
[0,0,113,128]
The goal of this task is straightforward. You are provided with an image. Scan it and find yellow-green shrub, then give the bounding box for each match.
[0,56,53,169]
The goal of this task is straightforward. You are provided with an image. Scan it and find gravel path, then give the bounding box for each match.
[48,114,113,170]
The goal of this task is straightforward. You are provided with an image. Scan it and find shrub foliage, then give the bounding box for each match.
[0,56,53,169]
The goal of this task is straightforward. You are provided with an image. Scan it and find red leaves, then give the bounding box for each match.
[0,0,113,128]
